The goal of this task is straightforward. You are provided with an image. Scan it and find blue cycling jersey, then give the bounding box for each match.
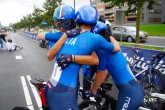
[49,31,115,91]
[45,32,63,42]
[96,50,136,84]
[45,32,63,49]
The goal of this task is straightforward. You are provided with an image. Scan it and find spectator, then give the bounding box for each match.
[6,39,22,51]
[0,30,7,49]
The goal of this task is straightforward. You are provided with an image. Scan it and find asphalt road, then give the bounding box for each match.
[142,36,165,47]
[0,32,54,110]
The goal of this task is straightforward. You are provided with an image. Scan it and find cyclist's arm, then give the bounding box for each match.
[37,32,47,40]
[47,33,68,61]
[110,37,120,52]
[73,52,99,65]
[97,34,120,52]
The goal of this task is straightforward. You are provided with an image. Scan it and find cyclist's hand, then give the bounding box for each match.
[57,54,73,69]
[84,90,94,98]
[65,28,81,38]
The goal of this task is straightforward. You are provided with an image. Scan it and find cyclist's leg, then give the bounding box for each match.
[82,65,92,90]
[82,65,97,90]
[46,83,79,110]
[116,79,144,110]
[90,65,97,78]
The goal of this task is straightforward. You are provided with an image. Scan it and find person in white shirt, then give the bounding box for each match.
[6,39,22,51]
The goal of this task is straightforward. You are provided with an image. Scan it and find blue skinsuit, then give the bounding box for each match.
[45,32,115,110]
[96,50,144,110]
[45,32,62,50]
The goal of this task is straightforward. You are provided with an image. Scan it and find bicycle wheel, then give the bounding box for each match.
[141,69,165,93]
[79,100,102,110]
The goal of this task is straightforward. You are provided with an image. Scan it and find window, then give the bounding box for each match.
[113,27,120,31]
[149,9,161,13]
[155,1,162,5]
[149,18,161,22]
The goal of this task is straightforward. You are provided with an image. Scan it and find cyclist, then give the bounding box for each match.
[57,21,145,110]
[45,5,120,110]
[82,15,113,91]
[37,5,76,50]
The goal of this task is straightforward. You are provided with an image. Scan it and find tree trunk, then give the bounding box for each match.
[136,1,142,43]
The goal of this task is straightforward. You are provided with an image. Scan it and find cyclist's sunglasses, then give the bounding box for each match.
[54,19,72,29]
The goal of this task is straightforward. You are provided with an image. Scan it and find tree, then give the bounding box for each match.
[101,0,154,43]
[12,0,61,30]
[42,0,61,28]
[32,6,44,28]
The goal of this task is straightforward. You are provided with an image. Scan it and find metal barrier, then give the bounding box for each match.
[24,32,39,42]
[121,46,165,75]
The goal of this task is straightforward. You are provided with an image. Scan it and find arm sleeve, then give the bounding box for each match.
[96,34,114,52]
[45,32,63,42]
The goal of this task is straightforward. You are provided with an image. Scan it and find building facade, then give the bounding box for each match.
[90,0,165,25]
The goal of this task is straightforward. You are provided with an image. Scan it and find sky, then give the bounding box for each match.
[0,0,90,26]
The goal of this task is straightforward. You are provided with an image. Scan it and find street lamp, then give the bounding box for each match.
[74,0,75,10]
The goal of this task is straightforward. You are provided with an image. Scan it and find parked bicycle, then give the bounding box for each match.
[79,77,165,110]
[129,49,165,94]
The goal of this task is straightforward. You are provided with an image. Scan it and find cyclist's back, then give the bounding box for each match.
[99,50,135,84]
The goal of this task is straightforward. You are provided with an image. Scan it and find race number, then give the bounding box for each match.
[50,62,62,82]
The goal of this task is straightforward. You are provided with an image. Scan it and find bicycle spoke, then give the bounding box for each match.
[152,83,161,93]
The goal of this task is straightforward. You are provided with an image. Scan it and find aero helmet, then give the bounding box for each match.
[75,5,98,25]
[53,5,75,29]
[91,21,107,34]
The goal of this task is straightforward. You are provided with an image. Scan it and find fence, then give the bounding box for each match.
[121,46,165,75]
[24,32,39,42]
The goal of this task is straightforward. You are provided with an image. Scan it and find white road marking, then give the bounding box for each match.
[20,76,34,110]
[26,75,43,110]
[15,55,23,59]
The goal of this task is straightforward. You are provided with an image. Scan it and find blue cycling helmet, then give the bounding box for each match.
[92,21,112,42]
[91,21,107,34]
[53,5,75,20]
[75,5,98,25]
[53,5,75,29]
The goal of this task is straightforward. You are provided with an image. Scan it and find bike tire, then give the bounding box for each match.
[79,100,102,110]
[141,69,165,93]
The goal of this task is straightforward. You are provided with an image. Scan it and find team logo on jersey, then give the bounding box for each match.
[93,27,99,34]
[65,38,77,46]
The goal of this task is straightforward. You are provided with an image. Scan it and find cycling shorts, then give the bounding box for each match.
[45,82,79,110]
[116,79,144,110]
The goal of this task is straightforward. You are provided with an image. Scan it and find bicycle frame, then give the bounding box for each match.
[130,50,164,85]
[30,79,48,110]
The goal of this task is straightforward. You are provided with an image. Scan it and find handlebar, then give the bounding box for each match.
[151,52,165,65]
[132,49,165,65]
